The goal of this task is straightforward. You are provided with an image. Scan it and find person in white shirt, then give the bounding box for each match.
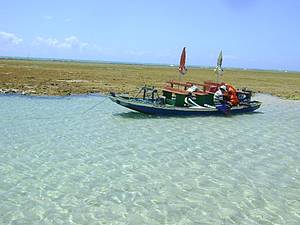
[213,85,230,114]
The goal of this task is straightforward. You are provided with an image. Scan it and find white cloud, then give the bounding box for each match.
[33,36,59,47]
[61,36,81,48]
[0,31,23,45]
[33,36,89,50]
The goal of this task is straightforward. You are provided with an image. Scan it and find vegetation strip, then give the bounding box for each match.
[0,59,299,99]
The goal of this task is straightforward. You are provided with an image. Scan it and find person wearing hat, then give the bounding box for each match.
[213,85,230,114]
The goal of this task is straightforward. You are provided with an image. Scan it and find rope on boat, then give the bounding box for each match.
[3,97,108,122]
[81,97,107,114]
[185,97,201,107]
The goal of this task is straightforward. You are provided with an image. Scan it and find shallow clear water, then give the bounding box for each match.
[0,94,299,225]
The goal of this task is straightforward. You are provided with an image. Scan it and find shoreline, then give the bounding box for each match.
[2,90,300,103]
[0,82,299,101]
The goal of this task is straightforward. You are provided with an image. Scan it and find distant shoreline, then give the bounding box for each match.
[1,59,299,100]
[1,56,299,73]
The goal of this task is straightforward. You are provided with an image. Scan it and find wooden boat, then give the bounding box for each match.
[109,48,262,116]
[109,81,261,116]
[109,96,261,116]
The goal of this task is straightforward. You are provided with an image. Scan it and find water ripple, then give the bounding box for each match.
[0,94,299,224]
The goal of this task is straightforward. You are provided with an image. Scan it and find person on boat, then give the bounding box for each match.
[213,85,231,113]
[225,83,239,106]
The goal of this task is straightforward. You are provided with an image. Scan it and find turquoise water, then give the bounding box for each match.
[0,94,299,225]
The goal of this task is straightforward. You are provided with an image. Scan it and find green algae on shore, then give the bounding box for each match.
[0,59,299,99]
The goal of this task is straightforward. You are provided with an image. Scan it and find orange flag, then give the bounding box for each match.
[178,47,187,75]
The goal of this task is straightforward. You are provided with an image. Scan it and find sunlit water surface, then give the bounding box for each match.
[0,94,299,225]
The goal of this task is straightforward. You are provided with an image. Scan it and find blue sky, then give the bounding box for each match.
[1,0,300,70]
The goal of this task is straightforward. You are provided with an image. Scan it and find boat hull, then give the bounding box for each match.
[109,95,261,116]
